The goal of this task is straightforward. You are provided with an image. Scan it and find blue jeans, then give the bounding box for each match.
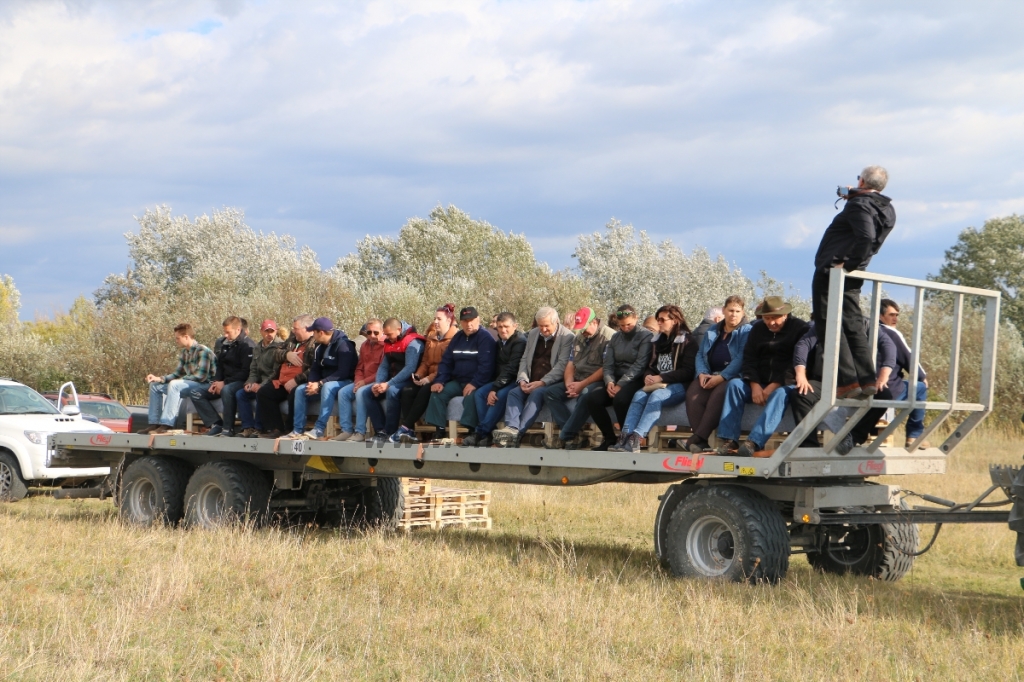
[896,380,928,439]
[296,380,350,434]
[338,383,374,434]
[622,383,687,438]
[190,381,245,429]
[718,378,796,448]
[462,382,515,435]
[148,379,209,427]
[503,384,549,432]
[236,387,261,430]
[364,383,405,435]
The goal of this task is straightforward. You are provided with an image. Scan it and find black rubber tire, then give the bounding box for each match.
[119,456,193,526]
[653,482,699,569]
[665,485,790,584]
[807,515,919,582]
[0,452,28,502]
[183,461,272,530]
[362,477,405,530]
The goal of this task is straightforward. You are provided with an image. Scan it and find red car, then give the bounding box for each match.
[43,393,135,433]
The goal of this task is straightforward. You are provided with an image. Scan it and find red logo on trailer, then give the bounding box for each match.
[857,460,884,475]
[89,434,112,446]
[663,455,705,472]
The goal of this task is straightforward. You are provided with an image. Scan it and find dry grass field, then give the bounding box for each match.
[1,432,1023,681]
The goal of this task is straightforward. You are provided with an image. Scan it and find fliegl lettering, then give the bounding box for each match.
[662,455,705,472]
[858,460,885,475]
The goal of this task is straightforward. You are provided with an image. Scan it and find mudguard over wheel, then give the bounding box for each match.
[807,514,919,581]
[362,477,405,530]
[183,461,271,529]
[654,482,699,568]
[120,456,193,526]
[665,485,790,583]
[0,452,28,502]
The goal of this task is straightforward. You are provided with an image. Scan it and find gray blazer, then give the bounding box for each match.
[516,324,575,386]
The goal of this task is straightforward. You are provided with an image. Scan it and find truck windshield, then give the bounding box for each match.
[0,386,62,415]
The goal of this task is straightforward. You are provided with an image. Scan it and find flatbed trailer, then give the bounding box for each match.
[47,269,1024,583]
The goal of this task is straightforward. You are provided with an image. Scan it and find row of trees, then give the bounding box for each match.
[1,207,1021,425]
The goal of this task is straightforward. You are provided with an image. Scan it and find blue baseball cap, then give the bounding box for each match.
[306,317,334,332]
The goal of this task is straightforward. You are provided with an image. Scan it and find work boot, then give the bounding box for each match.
[716,439,739,456]
[835,383,862,399]
[737,439,760,458]
[905,437,931,451]
[834,433,855,456]
[240,427,259,438]
[622,433,642,453]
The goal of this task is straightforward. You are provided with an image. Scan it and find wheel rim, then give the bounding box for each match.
[195,482,228,526]
[686,515,736,576]
[825,526,873,566]
[0,461,13,497]
[127,479,159,522]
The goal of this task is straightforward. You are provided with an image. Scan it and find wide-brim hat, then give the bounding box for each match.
[755,296,793,317]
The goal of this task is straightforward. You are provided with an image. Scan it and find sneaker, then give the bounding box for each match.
[206,424,224,437]
[493,426,519,447]
[476,434,494,448]
[349,433,366,443]
[331,431,353,442]
[836,383,862,399]
[608,432,629,452]
[281,431,305,440]
[716,439,739,456]
[622,433,642,453]
[220,429,236,438]
[462,432,480,447]
[240,427,259,438]
[834,433,855,456]
[737,439,760,458]
[304,428,324,440]
[400,428,422,444]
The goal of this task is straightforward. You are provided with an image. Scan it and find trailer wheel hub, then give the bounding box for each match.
[194,482,228,525]
[687,515,735,576]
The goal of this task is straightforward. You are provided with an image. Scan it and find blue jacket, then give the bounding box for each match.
[879,324,926,386]
[434,328,497,388]
[308,329,357,384]
[695,321,752,380]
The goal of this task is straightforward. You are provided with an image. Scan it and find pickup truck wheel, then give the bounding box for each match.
[665,485,790,584]
[119,456,192,526]
[183,461,271,530]
[0,452,28,502]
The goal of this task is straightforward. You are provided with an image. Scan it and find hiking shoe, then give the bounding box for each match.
[834,433,855,456]
[716,439,739,456]
[349,433,365,443]
[240,427,259,438]
[622,433,642,453]
[836,383,862,399]
[493,426,519,447]
[905,437,930,451]
[462,432,480,447]
[608,432,629,452]
[331,431,353,441]
[737,439,760,458]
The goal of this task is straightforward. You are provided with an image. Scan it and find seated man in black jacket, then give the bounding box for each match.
[459,312,526,447]
[191,316,255,437]
[285,317,357,440]
[717,297,808,457]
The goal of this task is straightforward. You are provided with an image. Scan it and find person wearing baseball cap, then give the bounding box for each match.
[284,317,357,440]
[542,306,615,449]
[236,319,284,437]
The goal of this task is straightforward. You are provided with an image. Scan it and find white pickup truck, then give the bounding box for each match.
[0,379,111,501]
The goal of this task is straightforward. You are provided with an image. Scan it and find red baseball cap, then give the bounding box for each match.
[572,307,596,331]
[260,319,278,332]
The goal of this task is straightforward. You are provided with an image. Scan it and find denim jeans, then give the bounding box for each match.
[461,382,515,435]
[545,382,600,440]
[896,379,928,439]
[339,383,374,434]
[622,383,687,438]
[503,384,549,432]
[718,378,796,447]
[236,387,261,430]
[297,380,351,434]
[148,379,209,427]
[190,380,245,428]
[364,383,405,435]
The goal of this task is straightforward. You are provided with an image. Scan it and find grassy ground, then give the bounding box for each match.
[1,433,1022,681]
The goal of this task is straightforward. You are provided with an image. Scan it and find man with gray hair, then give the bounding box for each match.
[493,307,574,447]
[691,306,724,353]
[812,165,896,399]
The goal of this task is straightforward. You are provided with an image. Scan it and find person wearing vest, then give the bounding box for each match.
[493,307,574,447]
[544,306,615,450]
[611,305,697,453]
[365,318,425,439]
[256,315,315,439]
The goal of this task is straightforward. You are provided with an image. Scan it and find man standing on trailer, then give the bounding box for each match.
[812,165,896,399]
[140,323,216,435]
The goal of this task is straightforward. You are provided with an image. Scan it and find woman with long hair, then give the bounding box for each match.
[391,303,458,442]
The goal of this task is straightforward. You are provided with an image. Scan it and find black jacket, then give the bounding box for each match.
[308,330,357,384]
[492,330,527,390]
[214,332,256,384]
[814,192,896,273]
[740,316,809,386]
[644,330,698,386]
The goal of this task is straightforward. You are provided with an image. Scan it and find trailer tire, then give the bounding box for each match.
[118,456,192,526]
[665,485,789,583]
[0,452,28,502]
[654,482,699,569]
[807,516,919,582]
[362,477,405,530]
[183,461,271,530]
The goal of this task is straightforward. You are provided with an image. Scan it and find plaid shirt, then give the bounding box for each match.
[163,342,216,383]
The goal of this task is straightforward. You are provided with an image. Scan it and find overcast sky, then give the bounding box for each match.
[2,0,1023,318]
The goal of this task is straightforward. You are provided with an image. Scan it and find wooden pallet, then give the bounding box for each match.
[397,478,492,531]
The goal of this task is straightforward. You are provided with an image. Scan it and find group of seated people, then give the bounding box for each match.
[140,297,928,456]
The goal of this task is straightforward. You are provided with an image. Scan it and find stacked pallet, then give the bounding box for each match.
[398,478,492,531]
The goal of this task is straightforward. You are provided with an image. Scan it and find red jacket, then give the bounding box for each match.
[354,340,385,385]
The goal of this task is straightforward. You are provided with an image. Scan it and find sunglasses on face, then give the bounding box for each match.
[615,311,636,318]
[366,330,382,336]
[656,317,672,323]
